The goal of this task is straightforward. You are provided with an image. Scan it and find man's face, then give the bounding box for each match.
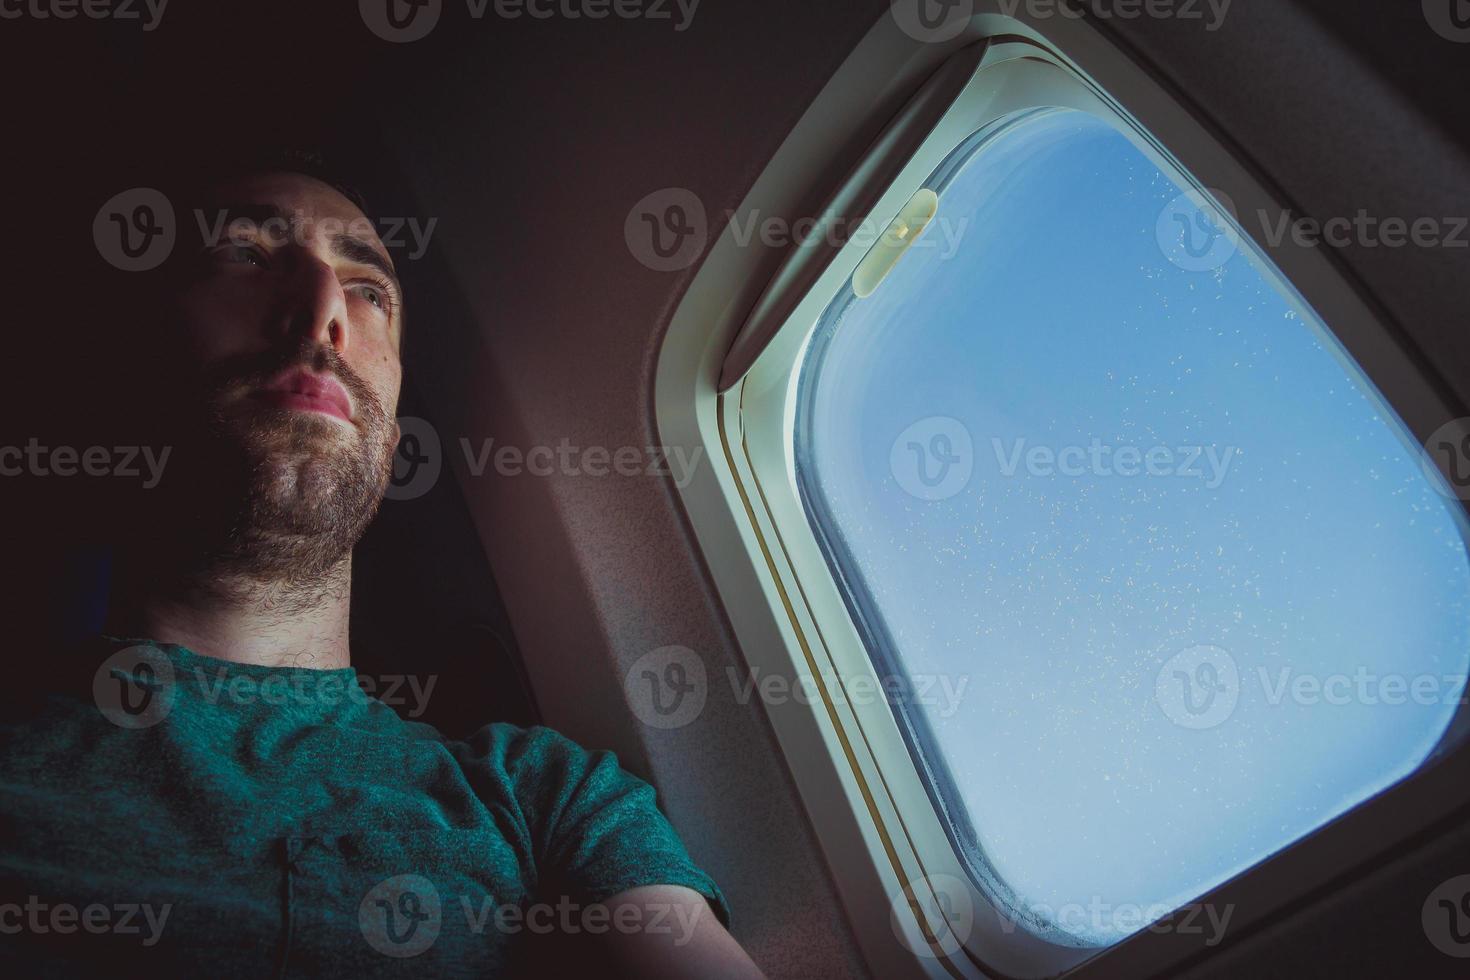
[163,171,404,574]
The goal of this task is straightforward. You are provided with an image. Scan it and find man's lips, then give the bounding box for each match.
[251,368,354,423]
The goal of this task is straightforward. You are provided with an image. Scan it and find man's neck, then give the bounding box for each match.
[105,556,354,670]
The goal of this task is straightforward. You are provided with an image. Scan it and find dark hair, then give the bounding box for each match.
[162,146,373,222]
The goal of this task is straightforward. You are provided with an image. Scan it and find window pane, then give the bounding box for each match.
[794,107,1470,948]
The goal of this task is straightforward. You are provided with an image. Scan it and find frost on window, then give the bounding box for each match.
[794,108,1470,947]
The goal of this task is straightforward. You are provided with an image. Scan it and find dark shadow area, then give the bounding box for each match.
[0,5,536,734]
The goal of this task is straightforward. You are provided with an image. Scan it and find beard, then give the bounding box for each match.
[135,339,397,605]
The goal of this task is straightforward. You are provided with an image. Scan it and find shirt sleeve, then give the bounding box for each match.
[487,723,732,927]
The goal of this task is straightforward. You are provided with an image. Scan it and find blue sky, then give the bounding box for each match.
[797,108,1470,946]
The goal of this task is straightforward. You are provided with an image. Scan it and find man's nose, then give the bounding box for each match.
[277,254,350,353]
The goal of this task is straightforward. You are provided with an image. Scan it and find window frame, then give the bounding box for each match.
[655,14,1470,980]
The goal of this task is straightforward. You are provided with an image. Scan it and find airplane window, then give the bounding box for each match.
[794,107,1470,948]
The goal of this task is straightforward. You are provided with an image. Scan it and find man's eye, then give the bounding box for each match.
[213,244,267,267]
[351,282,391,312]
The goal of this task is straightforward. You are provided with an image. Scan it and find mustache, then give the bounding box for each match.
[205,342,383,426]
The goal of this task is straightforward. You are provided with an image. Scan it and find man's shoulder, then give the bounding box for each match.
[438,721,648,813]
[441,721,608,772]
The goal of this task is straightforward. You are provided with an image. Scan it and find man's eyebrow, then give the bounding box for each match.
[209,203,295,228]
[331,233,400,292]
[202,200,401,294]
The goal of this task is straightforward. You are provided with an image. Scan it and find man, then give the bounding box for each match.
[0,155,765,978]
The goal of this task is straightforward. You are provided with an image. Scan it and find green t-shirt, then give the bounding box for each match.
[0,637,729,977]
